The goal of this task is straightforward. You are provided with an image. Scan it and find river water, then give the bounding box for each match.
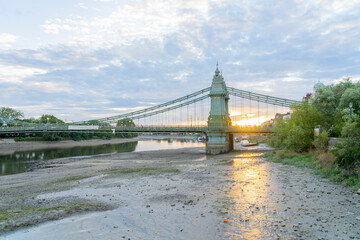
[0,139,204,175]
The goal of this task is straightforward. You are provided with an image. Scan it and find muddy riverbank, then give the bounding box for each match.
[1,144,360,239]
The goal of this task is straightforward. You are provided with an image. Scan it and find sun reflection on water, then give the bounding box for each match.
[221,152,285,239]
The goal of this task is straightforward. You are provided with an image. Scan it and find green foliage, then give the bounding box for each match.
[269,101,321,152]
[311,77,359,136]
[42,132,64,141]
[283,125,312,152]
[116,118,138,138]
[271,77,360,157]
[117,118,135,127]
[333,117,360,169]
[86,120,100,125]
[0,107,24,120]
[265,151,359,190]
[40,114,64,124]
[270,150,315,168]
[268,78,360,184]
[315,131,329,152]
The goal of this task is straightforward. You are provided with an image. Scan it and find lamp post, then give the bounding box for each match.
[190,116,193,128]
[349,102,353,119]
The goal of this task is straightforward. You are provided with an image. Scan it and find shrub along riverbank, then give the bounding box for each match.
[264,150,360,191]
[266,78,360,191]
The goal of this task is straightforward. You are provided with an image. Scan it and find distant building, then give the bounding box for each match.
[314,81,325,90]
[261,119,274,128]
[262,112,291,128]
[275,112,291,120]
[303,93,312,101]
[302,81,325,101]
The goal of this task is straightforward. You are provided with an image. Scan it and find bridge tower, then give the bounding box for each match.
[206,65,233,155]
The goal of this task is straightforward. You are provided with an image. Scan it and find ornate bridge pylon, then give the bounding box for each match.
[206,64,233,154]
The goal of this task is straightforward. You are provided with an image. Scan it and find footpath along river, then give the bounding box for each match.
[1,140,360,239]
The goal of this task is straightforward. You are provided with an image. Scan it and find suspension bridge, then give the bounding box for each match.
[0,66,300,154]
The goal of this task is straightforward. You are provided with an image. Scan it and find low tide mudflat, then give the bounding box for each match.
[1,142,360,239]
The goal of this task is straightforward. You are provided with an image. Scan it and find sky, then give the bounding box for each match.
[0,0,359,121]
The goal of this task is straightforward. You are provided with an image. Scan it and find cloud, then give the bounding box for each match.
[0,33,19,49]
[41,0,210,50]
[1,0,360,121]
[24,81,74,93]
[0,63,47,83]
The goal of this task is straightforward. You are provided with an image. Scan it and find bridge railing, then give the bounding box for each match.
[0,124,273,134]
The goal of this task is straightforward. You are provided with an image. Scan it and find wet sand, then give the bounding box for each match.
[1,143,360,239]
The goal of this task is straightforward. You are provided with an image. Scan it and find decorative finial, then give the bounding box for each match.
[215,62,220,74]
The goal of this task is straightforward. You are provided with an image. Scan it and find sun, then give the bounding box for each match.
[230,112,272,126]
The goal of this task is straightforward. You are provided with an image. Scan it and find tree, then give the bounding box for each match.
[0,107,24,120]
[311,78,358,137]
[269,101,321,152]
[40,115,64,124]
[334,117,360,169]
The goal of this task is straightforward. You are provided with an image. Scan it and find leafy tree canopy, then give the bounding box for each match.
[311,77,359,136]
[40,114,64,124]
[0,107,24,120]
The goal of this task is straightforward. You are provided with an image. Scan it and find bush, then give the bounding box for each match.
[283,125,312,152]
[42,133,63,141]
[334,119,360,169]
[315,131,329,151]
[315,152,336,170]
[269,101,321,152]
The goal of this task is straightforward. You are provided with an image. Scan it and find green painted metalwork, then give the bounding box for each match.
[228,87,299,107]
[208,65,231,127]
[76,87,211,124]
[206,65,233,154]
[131,95,208,120]
[78,85,298,125]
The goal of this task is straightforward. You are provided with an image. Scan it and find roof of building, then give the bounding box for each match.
[314,81,325,90]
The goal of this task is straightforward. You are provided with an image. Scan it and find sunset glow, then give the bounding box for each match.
[230,112,273,126]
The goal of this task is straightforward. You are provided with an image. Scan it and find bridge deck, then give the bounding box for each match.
[0,125,273,134]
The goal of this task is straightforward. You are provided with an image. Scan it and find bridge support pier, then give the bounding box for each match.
[206,132,233,155]
[205,64,233,155]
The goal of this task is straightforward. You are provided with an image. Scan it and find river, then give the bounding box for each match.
[0,139,204,175]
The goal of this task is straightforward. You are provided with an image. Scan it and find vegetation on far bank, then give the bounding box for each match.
[264,150,360,191]
[0,108,137,141]
[266,78,360,190]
